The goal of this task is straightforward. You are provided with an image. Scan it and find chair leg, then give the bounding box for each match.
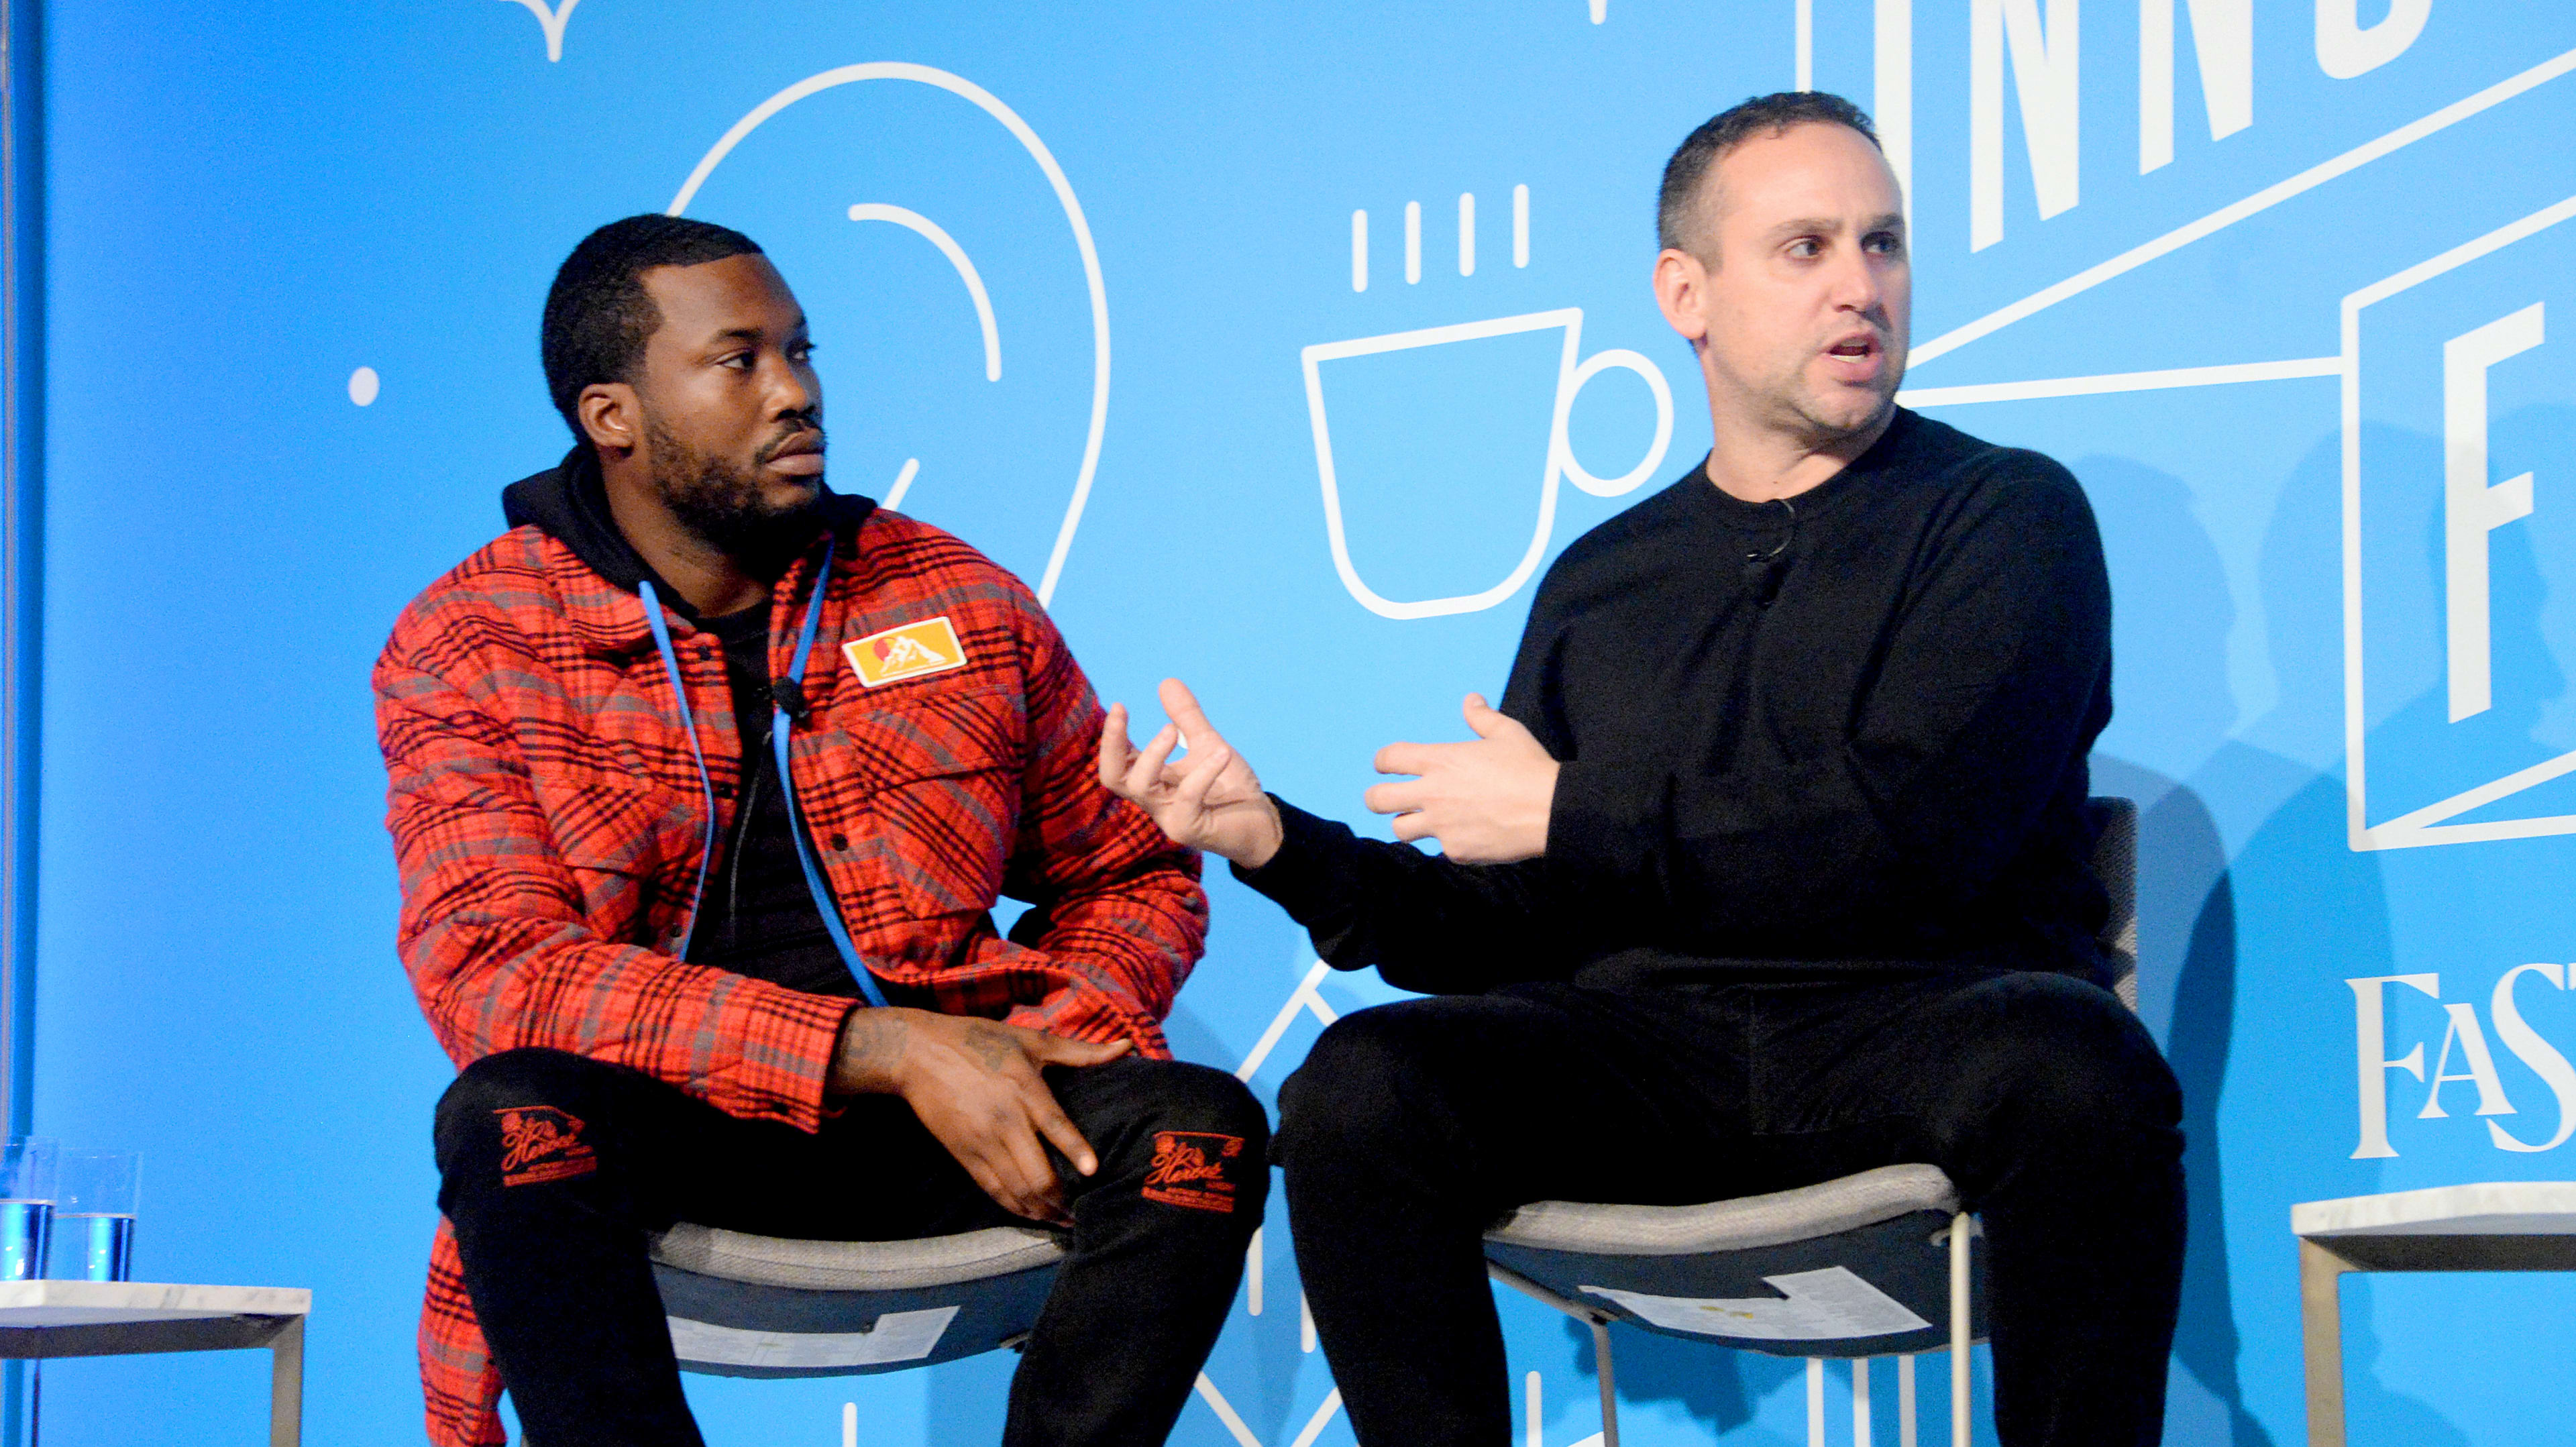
[1950,1212,1971,1446]
[1899,1354,1917,1447]
[2300,1239,2355,1447]
[1591,1317,1620,1447]
[1854,1355,1874,1447]
[1807,1358,1825,1447]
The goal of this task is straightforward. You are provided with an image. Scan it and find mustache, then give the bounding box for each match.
[755,412,824,462]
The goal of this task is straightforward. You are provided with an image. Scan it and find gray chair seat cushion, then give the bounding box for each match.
[1485,1163,1962,1256]
[647,1223,1067,1292]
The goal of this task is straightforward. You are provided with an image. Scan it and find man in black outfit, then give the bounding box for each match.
[1099,93,2182,1445]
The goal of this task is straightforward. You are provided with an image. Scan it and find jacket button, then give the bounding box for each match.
[829,833,851,851]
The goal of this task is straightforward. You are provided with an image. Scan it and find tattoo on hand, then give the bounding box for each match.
[963,1021,1020,1073]
[841,1010,908,1070]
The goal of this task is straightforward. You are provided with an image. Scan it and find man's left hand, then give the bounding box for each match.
[1362,694,1559,865]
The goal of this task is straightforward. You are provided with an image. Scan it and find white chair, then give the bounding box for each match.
[647,1222,1067,1379]
[1483,797,2139,1446]
[2292,1181,2576,1447]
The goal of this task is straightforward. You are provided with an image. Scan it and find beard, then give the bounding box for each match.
[643,413,826,576]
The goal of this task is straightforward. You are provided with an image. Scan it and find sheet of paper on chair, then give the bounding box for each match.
[1579,1267,1929,1340]
[665,1305,959,1369]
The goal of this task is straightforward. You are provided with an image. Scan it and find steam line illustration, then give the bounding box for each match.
[668,62,1110,607]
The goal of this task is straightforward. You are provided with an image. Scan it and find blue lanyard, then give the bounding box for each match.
[639,538,890,1008]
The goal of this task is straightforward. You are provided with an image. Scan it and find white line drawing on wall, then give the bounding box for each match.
[1354,187,1526,289]
[1303,308,1673,621]
[2341,193,2576,851]
[1234,959,1340,1084]
[1911,42,2576,368]
[500,0,580,62]
[667,63,1110,608]
[1192,1376,1344,1447]
[847,203,1002,382]
[1896,355,2341,407]
[1796,0,1814,91]
[1589,0,1608,23]
[881,458,922,512]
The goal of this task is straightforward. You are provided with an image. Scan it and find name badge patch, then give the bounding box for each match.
[845,615,969,688]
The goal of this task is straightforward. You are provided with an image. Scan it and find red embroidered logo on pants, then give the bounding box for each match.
[1142,1131,1244,1213]
[495,1106,598,1186]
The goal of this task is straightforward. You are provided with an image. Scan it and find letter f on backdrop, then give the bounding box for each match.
[2351,973,2439,1159]
[2445,303,2543,721]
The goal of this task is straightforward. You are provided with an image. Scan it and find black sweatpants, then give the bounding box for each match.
[1274,968,2184,1447]
[434,1047,1267,1447]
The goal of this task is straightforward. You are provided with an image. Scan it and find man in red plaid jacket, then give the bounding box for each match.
[376,215,1263,1447]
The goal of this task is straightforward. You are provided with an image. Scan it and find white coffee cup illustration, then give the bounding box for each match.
[1301,308,1673,620]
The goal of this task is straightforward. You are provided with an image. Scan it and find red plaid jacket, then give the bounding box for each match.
[376,505,1205,1446]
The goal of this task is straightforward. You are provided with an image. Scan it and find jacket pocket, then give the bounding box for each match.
[811,686,1025,926]
[531,757,699,936]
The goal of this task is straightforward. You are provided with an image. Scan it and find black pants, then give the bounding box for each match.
[1274,969,2184,1447]
[434,1047,1267,1447]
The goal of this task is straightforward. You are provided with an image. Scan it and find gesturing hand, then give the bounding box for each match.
[1362,693,1560,865]
[1098,678,1285,869]
[828,1008,1131,1226]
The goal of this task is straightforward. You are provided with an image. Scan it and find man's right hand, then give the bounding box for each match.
[1098,678,1284,869]
[828,1008,1130,1226]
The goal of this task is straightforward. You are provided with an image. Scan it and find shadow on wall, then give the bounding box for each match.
[2080,451,2277,1447]
[2072,433,2471,1445]
[2187,427,2440,1442]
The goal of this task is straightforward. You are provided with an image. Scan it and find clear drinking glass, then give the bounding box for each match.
[0,1137,57,1281]
[54,1150,138,1281]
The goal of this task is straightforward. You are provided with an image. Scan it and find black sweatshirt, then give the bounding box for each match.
[500,447,870,998]
[1236,408,2114,994]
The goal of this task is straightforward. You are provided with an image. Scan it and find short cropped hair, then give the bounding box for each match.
[541,214,764,437]
[1657,92,1881,258]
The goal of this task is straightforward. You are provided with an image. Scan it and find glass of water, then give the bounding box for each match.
[54,1150,138,1281]
[0,1138,56,1281]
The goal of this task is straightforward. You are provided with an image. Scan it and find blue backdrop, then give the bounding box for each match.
[25,2,2576,1443]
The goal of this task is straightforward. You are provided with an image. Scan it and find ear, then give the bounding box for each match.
[577,381,641,455]
[1653,248,1712,345]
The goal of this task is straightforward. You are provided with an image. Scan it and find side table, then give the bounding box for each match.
[2292,1181,2576,1447]
[0,1281,310,1446]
